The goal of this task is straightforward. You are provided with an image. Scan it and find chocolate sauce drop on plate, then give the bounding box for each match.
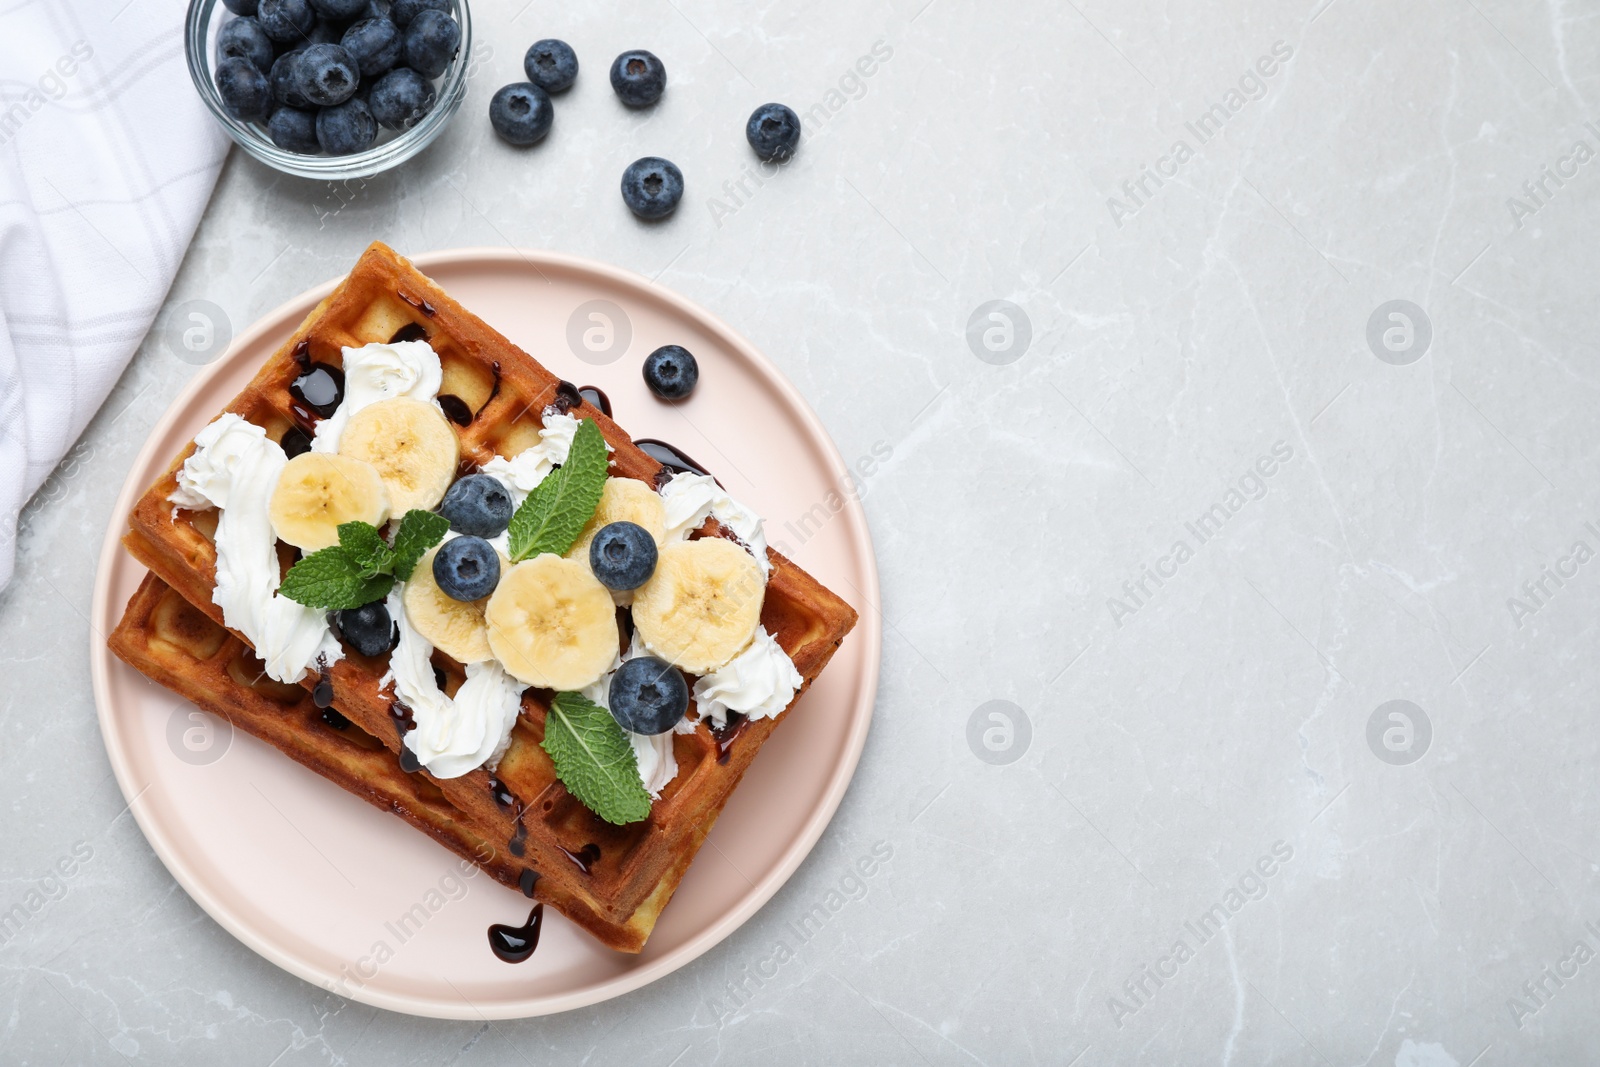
[389,322,429,344]
[488,904,544,963]
[436,394,473,427]
[289,362,345,418]
[577,385,612,417]
[558,843,601,874]
[519,869,540,898]
[636,439,714,483]
[508,820,528,857]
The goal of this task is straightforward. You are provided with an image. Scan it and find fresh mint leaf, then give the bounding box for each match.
[338,521,391,578]
[542,691,651,825]
[391,509,450,581]
[507,418,609,562]
[278,546,395,610]
[282,512,445,609]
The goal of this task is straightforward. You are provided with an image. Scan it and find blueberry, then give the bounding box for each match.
[368,66,435,129]
[217,17,275,72]
[609,49,665,107]
[315,96,378,153]
[746,102,800,162]
[523,39,577,93]
[608,656,688,735]
[309,0,369,18]
[215,56,272,120]
[488,82,553,146]
[268,105,320,151]
[304,17,344,45]
[269,50,310,107]
[433,536,499,601]
[389,0,446,27]
[335,599,398,657]
[257,0,316,43]
[341,17,401,76]
[295,42,359,105]
[642,345,698,400]
[222,0,260,14]
[620,156,683,220]
[438,474,513,537]
[402,9,459,78]
[589,522,658,591]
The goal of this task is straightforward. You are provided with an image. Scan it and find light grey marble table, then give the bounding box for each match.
[6,0,1600,1062]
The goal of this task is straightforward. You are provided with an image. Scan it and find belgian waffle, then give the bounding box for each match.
[112,241,858,952]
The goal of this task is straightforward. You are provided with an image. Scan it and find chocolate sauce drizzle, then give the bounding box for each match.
[577,385,612,417]
[397,291,436,317]
[320,707,351,730]
[311,659,334,709]
[291,339,311,370]
[636,439,714,486]
[508,820,528,858]
[279,426,312,459]
[519,869,540,898]
[487,776,517,812]
[390,701,417,736]
[290,362,344,419]
[558,843,601,874]
[711,713,750,764]
[389,322,429,344]
[549,380,583,415]
[399,749,422,773]
[487,904,544,963]
[437,394,473,426]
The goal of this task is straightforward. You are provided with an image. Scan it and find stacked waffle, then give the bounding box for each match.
[108,242,856,952]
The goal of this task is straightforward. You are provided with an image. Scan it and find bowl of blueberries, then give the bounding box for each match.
[186,0,470,179]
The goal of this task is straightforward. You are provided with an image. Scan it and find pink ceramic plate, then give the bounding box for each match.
[88,249,880,1019]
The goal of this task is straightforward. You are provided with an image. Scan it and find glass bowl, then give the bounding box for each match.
[184,0,471,180]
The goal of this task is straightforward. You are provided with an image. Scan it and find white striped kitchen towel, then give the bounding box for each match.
[0,0,226,589]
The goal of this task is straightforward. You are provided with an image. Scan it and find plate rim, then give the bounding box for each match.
[88,246,882,1019]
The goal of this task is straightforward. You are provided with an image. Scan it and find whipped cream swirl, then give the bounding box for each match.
[692,627,802,726]
[311,339,443,453]
[170,414,343,684]
[382,589,525,779]
[658,471,771,575]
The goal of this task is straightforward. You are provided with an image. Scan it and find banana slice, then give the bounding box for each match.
[402,544,503,664]
[485,555,617,690]
[268,452,390,552]
[631,538,764,673]
[339,397,459,514]
[566,477,667,566]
